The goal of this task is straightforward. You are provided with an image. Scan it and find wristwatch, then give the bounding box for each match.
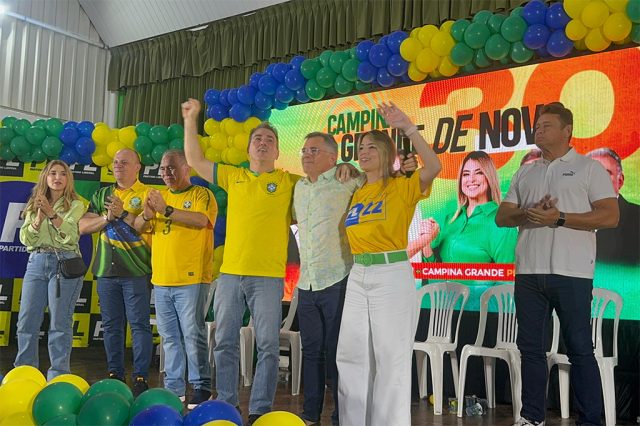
[555,211,566,227]
[163,206,175,218]
[119,210,129,220]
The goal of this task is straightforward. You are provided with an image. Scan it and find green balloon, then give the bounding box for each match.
[464,22,491,49]
[1,116,17,129]
[632,24,640,43]
[334,75,354,95]
[329,50,349,74]
[43,413,78,426]
[239,160,250,169]
[42,136,63,157]
[305,79,326,101]
[10,136,30,156]
[485,34,510,61]
[136,122,152,136]
[32,382,83,426]
[316,67,338,89]
[341,58,360,82]
[169,138,184,150]
[451,19,471,42]
[0,145,14,160]
[510,41,534,63]
[300,58,322,80]
[510,6,524,17]
[214,190,228,209]
[325,86,337,97]
[141,153,155,166]
[319,50,334,67]
[626,0,640,23]
[168,123,184,140]
[151,144,169,163]
[488,14,506,34]
[501,16,527,42]
[32,119,46,129]
[0,127,15,144]
[45,118,64,137]
[355,81,371,91]
[18,150,34,163]
[81,378,134,406]
[148,126,169,145]
[472,10,493,25]
[134,135,153,155]
[474,48,492,68]
[129,388,184,419]
[450,42,474,66]
[77,392,130,426]
[13,119,31,135]
[462,63,477,73]
[25,127,47,145]
[349,47,357,59]
[31,147,47,163]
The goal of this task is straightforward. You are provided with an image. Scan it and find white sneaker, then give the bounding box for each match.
[513,418,545,426]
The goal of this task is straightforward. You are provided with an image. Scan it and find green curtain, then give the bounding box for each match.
[110,0,526,126]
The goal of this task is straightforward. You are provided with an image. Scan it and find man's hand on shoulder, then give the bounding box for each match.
[335,162,360,183]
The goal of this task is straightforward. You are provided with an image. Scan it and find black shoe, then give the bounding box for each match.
[132,376,148,398]
[187,389,211,409]
[247,414,262,425]
[108,372,126,383]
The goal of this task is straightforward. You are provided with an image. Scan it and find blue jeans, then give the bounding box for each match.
[515,274,603,425]
[97,275,152,380]
[214,274,283,415]
[298,277,347,425]
[154,284,211,396]
[15,251,83,381]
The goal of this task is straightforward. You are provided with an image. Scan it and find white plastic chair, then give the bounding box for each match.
[413,281,469,415]
[547,288,623,426]
[457,284,521,421]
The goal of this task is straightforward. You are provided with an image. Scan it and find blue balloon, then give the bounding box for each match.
[77,121,94,137]
[227,88,239,105]
[208,104,229,121]
[376,67,397,88]
[258,75,278,96]
[357,61,377,83]
[204,89,220,105]
[249,72,263,89]
[214,215,227,248]
[190,175,210,188]
[400,73,412,83]
[386,54,409,77]
[219,89,231,107]
[295,87,310,103]
[546,29,573,57]
[272,99,288,110]
[183,400,242,426]
[237,85,256,106]
[355,40,375,61]
[251,106,271,121]
[379,35,389,46]
[265,63,277,75]
[272,63,291,83]
[368,43,391,68]
[545,2,570,30]
[523,24,550,50]
[254,91,273,110]
[75,136,95,157]
[78,155,93,165]
[60,127,80,146]
[290,55,306,69]
[275,85,294,104]
[284,69,305,91]
[522,0,547,25]
[536,45,550,58]
[63,121,78,129]
[386,31,408,53]
[59,147,79,165]
[130,405,183,426]
[229,103,251,122]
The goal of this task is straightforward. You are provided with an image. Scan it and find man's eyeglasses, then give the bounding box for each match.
[300,147,330,156]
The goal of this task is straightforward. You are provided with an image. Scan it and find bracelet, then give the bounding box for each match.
[102,214,109,222]
[48,213,58,220]
[142,214,152,222]
[403,126,419,137]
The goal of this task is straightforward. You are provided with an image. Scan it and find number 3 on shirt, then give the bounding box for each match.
[163,219,172,235]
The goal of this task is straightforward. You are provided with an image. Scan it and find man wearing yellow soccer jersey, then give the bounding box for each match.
[142,150,217,408]
[79,148,153,397]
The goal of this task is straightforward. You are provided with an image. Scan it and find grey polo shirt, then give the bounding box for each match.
[504,148,615,279]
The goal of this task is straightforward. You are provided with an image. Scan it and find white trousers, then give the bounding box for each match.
[336,261,419,426]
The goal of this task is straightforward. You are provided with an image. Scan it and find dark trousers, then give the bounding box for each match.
[298,276,347,425]
[515,274,603,425]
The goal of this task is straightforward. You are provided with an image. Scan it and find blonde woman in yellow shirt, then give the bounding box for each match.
[337,102,441,426]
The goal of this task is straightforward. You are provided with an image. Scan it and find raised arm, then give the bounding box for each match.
[182,98,214,183]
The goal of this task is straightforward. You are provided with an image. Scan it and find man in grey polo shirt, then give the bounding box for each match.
[496,102,619,426]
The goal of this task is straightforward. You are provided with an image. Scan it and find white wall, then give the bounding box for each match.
[0,0,112,124]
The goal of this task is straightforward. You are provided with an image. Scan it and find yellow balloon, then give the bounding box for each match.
[409,27,420,38]
[0,379,42,421]
[243,117,262,133]
[407,62,427,82]
[203,421,236,426]
[220,148,230,164]
[94,121,107,127]
[612,34,631,44]
[565,19,588,40]
[204,118,221,136]
[438,56,459,77]
[0,412,36,426]
[415,48,441,73]
[220,118,233,135]
[429,68,443,79]
[581,1,610,28]
[226,120,244,137]
[252,411,305,426]
[106,140,125,158]
[233,133,249,151]
[602,12,632,41]
[205,147,222,163]
[214,245,224,262]
[92,153,111,167]
[210,133,227,151]
[1,366,46,387]
[417,24,439,46]
[430,31,455,56]
[604,0,628,12]
[399,37,423,62]
[574,38,588,50]
[199,135,209,153]
[48,374,90,394]
[227,147,247,165]
[564,0,591,19]
[118,126,137,147]
[585,27,611,51]
[440,20,455,33]
[92,125,112,146]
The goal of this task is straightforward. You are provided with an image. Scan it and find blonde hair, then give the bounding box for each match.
[450,151,501,223]
[24,160,80,215]
[360,130,397,187]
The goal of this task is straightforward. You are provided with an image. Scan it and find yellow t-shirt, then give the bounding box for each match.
[150,185,217,286]
[214,164,301,278]
[345,172,430,254]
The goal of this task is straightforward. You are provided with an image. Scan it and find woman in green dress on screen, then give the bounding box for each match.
[407,150,517,310]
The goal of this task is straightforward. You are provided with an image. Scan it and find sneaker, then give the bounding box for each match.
[247,414,262,426]
[132,376,148,398]
[187,389,211,409]
[108,372,126,383]
[513,418,545,426]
